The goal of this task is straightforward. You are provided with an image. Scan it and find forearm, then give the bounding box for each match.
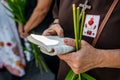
[24,7,46,32]
[24,0,52,32]
[98,49,120,68]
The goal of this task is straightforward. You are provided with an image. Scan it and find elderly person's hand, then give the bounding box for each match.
[42,23,64,37]
[58,38,103,74]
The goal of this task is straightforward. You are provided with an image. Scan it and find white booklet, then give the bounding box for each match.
[27,34,75,56]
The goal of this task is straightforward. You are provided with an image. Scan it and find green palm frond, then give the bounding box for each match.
[3,0,27,24]
[65,4,96,80]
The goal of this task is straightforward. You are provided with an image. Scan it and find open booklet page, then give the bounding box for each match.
[27,34,75,56]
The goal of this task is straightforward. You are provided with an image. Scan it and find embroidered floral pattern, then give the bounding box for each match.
[0,42,4,47]
[0,1,26,77]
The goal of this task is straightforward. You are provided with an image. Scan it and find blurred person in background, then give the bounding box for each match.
[18,0,59,79]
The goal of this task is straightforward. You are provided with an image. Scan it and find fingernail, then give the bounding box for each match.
[64,39,68,44]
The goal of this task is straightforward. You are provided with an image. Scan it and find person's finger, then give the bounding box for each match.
[20,34,26,38]
[49,24,64,37]
[64,38,76,47]
[58,53,81,74]
[58,54,68,60]
[58,52,75,61]
[42,29,56,36]
[20,32,29,38]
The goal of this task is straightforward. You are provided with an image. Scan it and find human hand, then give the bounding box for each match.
[58,38,103,74]
[18,23,29,38]
[42,23,64,37]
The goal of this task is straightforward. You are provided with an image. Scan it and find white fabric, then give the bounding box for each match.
[0,0,26,77]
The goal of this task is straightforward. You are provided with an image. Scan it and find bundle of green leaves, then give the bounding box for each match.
[65,4,96,80]
[2,0,26,24]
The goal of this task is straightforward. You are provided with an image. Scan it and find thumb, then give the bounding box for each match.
[64,38,76,47]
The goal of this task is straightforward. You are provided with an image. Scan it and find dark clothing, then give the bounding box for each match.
[53,0,120,80]
[25,0,59,78]
[25,0,59,79]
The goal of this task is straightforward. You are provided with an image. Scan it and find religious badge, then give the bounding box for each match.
[83,14,100,38]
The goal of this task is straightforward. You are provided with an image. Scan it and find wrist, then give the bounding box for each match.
[24,27,30,33]
[49,19,60,26]
[98,49,120,68]
[53,19,59,23]
[51,22,59,25]
[96,49,108,68]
